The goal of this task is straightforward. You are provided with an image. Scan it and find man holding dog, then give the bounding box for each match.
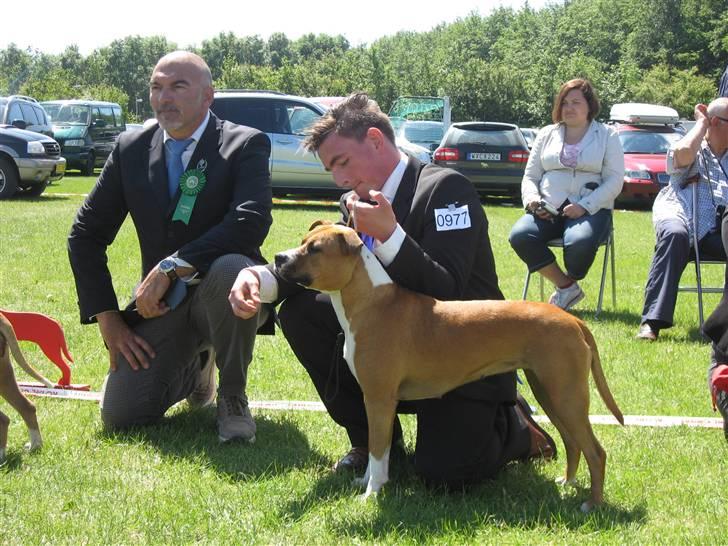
[229,93,555,488]
[68,51,273,442]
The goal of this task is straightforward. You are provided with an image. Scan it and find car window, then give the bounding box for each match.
[8,103,23,123]
[112,106,123,127]
[99,107,115,126]
[0,104,5,121]
[93,107,103,124]
[399,122,444,149]
[33,105,47,125]
[20,103,40,125]
[211,98,276,133]
[449,126,522,147]
[42,103,61,120]
[619,131,682,154]
[288,105,320,135]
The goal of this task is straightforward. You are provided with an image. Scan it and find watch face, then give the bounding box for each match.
[160,259,175,273]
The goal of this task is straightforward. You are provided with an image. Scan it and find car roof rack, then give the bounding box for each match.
[609,103,679,125]
[8,95,39,104]
[215,89,286,95]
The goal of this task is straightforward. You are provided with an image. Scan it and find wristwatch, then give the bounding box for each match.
[158,258,178,281]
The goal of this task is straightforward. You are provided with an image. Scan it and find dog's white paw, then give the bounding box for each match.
[25,429,42,452]
[555,476,577,488]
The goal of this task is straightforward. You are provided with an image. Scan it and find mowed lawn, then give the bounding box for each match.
[0,173,726,544]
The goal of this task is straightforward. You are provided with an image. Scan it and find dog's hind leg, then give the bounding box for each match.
[0,375,42,452]
[0,409,9,463]
[358,394,398,499]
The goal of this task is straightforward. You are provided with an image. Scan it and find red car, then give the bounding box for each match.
[609,103,683,207]
[615,124,683,205]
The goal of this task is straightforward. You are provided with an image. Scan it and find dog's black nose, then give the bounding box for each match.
[274,253,289,268]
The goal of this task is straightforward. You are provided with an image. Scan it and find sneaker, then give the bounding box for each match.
[217,394,256,443]
[548,282,585,310]
[186,350,216,408]
[636,322,659,341]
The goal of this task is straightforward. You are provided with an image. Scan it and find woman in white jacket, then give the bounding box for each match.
[509,79,624,310]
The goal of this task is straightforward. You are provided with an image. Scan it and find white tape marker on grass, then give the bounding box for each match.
[19,386,724,429]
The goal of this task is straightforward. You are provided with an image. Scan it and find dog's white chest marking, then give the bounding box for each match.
[328,247,392,382]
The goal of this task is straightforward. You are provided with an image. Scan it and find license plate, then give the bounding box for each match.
[468,152,501,161]
[54,163,66,175]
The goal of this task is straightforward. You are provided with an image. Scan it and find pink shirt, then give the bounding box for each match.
[560,142,581,168]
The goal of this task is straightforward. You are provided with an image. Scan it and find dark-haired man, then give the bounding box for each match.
[229,93,554,487]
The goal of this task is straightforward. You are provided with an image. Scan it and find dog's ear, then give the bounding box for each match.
[308,219,333,231]
[339,229,363,255]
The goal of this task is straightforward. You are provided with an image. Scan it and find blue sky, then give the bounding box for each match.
[4,0,550,55]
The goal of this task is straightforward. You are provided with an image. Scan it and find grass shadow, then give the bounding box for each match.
[97,407,329,481]
[283,455,646,538]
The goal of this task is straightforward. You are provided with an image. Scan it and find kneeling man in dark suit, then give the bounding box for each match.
[229,93,554,487]
[68,51,273,442]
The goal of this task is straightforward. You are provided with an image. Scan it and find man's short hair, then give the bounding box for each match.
[303,92,396,152]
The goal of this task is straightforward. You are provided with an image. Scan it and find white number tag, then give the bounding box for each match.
[434,204,471,231]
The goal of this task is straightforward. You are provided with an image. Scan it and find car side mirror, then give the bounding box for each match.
[11,119,27,130]
[92,119,106,128]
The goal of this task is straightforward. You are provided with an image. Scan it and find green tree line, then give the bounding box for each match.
[1,0,726,125]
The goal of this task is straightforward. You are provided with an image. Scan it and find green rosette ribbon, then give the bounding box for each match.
[172,169,207,224]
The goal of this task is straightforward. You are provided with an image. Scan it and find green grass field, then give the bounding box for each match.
[1,174,727,544]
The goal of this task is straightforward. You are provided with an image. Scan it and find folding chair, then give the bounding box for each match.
[677,182,725,328]
[521,224,616,318]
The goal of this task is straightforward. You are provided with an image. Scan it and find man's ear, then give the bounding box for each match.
[308,219,333,231]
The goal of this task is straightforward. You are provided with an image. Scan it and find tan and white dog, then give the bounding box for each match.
[275,222,624,512]
[0,311,54,463]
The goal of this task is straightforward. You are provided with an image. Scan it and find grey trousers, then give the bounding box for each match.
[100,254,266,428]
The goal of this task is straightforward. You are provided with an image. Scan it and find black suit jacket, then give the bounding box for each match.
[279,155,515,401]
[68,113,273,324]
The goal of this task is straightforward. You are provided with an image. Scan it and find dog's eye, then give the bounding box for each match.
[307,243,321,254]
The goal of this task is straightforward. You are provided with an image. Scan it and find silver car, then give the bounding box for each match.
[211,91,337,195]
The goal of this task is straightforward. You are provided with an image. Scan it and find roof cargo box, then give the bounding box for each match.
[609,103,679,125]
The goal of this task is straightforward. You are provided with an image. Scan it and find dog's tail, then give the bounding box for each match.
[1,319,55,389]
[580,321,624,425]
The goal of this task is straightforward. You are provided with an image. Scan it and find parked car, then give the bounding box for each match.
[0,125,66,198]
[394,120,445,163]
[609,103,683,206]
[433,122,530,198]
[211,90,338,195]
[0,95,53,137]
[519,127,539,149]
[41,100,126,175]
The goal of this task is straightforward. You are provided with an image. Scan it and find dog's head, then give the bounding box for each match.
[274,220,364,292]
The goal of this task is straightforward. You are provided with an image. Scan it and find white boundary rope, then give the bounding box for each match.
[19,385,724,429]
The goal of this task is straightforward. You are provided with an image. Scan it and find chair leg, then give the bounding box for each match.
[522,268,531,300]
[610,232,617,308]
[696,258,704,328]
[596,234,610,318]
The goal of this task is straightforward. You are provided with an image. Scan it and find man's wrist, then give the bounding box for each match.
[158,256,197,283]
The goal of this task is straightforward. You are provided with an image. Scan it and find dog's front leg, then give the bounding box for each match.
[357,394,398,499]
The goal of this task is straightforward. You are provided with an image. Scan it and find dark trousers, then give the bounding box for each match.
[641,219,725,329]
[278,289,531,487]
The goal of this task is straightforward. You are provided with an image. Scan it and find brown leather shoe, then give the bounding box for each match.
[515,394,557,461]
[636,322,659,341]
[332,446,368,473]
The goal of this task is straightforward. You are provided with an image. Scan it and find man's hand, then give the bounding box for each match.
[135,267,171,319]
[348,190,397,242]
[96,311,155,371]
[229,268,262,319]
[562,203,587,219]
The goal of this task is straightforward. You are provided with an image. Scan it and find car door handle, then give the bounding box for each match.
[275,138,295,145]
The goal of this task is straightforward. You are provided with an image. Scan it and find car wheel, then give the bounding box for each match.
[0,157,19,199]
[24,178,50,197]
[81,153,95,176]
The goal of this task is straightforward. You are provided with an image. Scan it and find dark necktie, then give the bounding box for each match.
[165,138,193,198]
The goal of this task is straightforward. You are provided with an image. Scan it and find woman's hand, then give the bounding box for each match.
[527,200,555,220]
[562,203,587,219]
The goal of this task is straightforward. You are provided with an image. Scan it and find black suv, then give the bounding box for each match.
[0,125,66,198]
[0,95,54,137]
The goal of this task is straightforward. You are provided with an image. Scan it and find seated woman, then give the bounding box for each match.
[509,78,624,310]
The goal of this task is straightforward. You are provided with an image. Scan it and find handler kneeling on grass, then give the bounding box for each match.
[68,51,274,443]
[228,92,555,487]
